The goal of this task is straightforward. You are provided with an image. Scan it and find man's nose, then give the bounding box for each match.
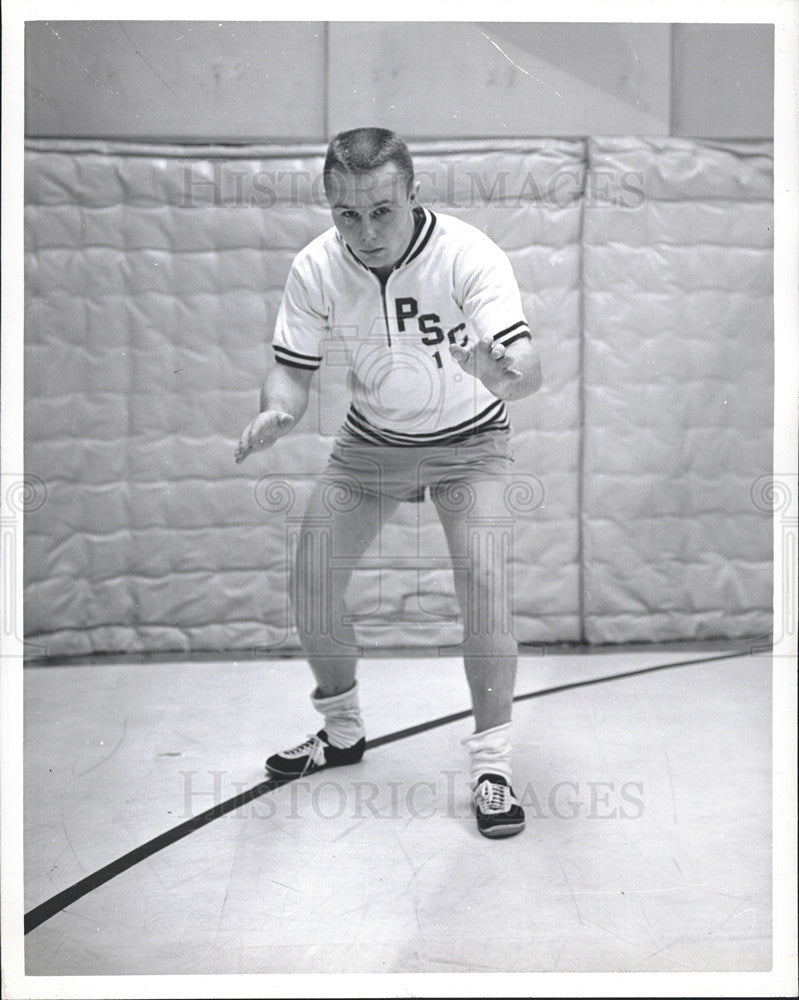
[361,218,377,244]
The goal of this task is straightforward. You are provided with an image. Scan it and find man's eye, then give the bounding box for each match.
[374,207,390,217]
[341,211,358,221]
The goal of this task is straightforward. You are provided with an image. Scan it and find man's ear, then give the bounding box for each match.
[409,178,421,203]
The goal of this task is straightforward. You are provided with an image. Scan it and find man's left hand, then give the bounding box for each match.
[449,334,524,395]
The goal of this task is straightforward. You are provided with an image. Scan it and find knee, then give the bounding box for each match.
[292,528,352,636]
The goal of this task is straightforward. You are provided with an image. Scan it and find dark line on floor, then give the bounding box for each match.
[365,649,750,749]
[24,649,749,934]
[511,648,752,706]
[24,775,293,934]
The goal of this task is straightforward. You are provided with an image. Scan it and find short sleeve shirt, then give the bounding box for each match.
[272,207,531,445]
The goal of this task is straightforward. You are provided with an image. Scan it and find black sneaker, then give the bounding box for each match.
[265,729,366,779]
[473,773,526,838]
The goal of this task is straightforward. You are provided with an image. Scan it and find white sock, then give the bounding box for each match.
[311,682,365,749]
[461,722,512,785]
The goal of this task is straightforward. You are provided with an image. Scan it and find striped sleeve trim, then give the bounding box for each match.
[501,331,532,349]
[492,321,531,348]
[344,399,509,447]
[273,344,322,371]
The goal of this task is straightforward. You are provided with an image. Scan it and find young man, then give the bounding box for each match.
[235,128,542,838]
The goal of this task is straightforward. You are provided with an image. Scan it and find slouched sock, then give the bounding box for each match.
[311,682,365,749]
[461,722,512,785]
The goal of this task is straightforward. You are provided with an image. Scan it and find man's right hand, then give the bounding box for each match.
[234,411,295,464]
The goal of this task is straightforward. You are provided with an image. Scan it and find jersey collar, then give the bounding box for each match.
[341,206,437,275]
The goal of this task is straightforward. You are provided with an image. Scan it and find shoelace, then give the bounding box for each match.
[283,734,327,769]
[475,778,513,815]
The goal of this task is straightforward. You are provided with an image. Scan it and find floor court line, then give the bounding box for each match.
[23,648,751,934]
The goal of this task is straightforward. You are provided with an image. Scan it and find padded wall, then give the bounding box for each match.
[581,138,773,643]
[24,139,584,657]
[24,137,773,657]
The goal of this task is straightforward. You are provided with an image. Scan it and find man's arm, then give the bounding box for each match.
[450,334,542,401]
[234,362,314,464]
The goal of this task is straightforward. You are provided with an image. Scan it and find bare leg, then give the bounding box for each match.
[433,478,518,733]
[293,477,399,697]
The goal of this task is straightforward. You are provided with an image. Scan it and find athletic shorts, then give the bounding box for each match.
[322,427,514,503]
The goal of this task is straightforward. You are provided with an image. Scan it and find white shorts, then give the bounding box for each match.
[322,428,515,503]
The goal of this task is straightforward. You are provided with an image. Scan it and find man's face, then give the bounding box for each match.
[326,162,417,271]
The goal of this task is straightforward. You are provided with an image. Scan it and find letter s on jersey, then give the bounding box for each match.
[419,314,443,345]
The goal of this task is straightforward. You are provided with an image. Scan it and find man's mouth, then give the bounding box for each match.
[359,247,384,256]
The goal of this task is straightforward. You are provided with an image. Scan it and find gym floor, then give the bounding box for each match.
[21,644,774,981]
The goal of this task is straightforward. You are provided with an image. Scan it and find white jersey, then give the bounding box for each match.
[272,207,531,446]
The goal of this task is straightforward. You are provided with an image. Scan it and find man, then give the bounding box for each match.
[235,127,542,838]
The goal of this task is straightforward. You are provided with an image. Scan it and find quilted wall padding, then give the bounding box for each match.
[24,139,585,656]
[581,138,773,643]
[25,142,331,657]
